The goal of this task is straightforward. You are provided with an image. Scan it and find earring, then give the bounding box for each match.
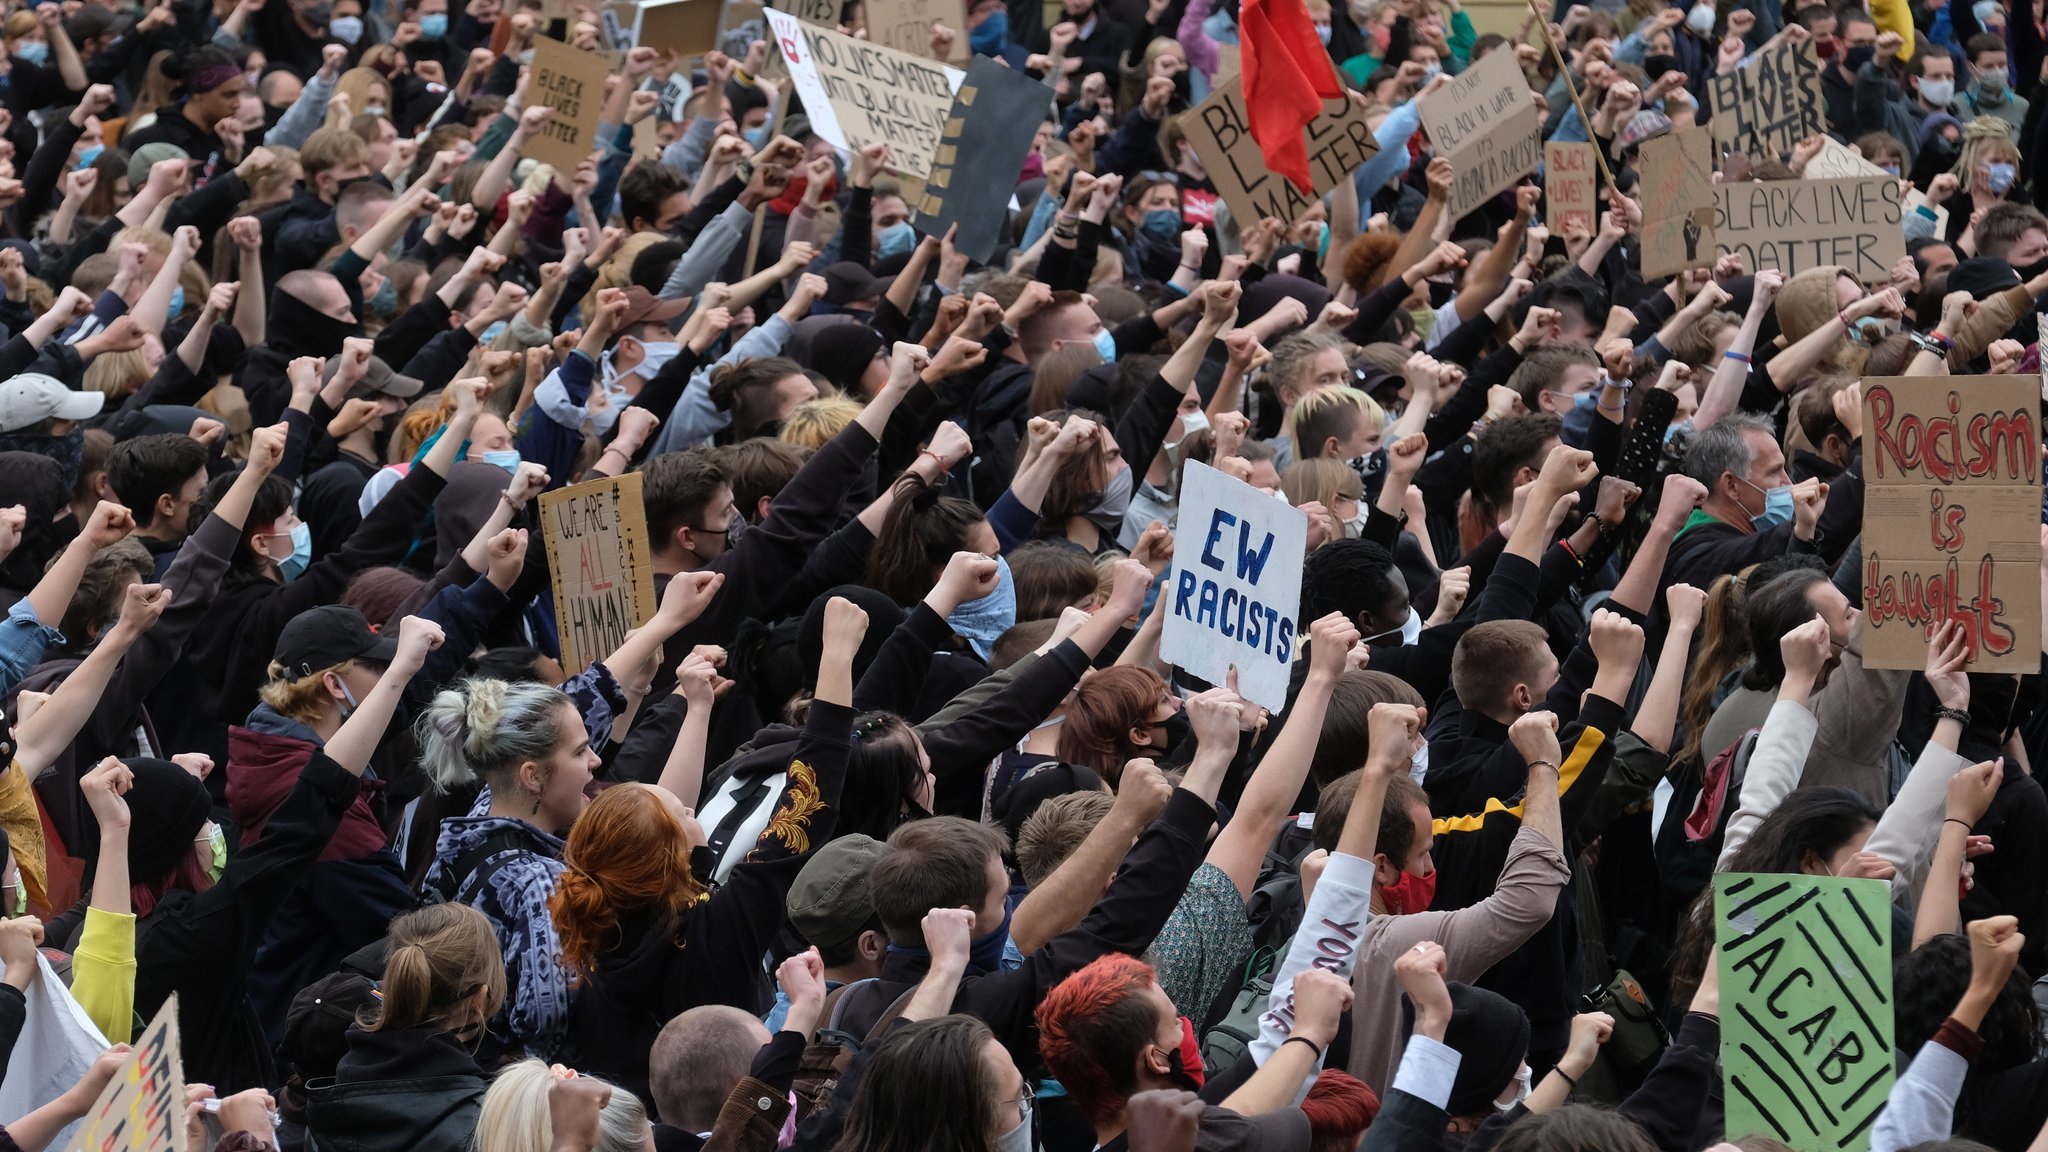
[531,794,542,816]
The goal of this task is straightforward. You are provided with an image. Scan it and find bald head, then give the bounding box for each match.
[650,1005,773,1132]
[275,269,356,323]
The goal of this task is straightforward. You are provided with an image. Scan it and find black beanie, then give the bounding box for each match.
[1401,981,1530,1116]
[796,585,906,692]
[123,757,214,880]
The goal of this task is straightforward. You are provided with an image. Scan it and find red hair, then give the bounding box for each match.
[549,785,703,974]
[1034,953,1161,1125]
[1056,667,1166,786]
[1302,1069,1381,1152]
[133,851,215,919]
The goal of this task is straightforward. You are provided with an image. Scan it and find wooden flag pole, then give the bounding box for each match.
[1523,0,1617,197]
[744,85,794,274]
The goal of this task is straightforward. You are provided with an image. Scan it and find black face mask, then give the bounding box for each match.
[1844,44,1876,71]
[1644,53,1681,79]
[1153,710,1193,763]
[2016,255,2048,284]
[1426,279,1456,309]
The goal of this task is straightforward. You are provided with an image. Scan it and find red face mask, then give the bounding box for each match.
[1382,868,1437,915]
[1169,1015,1206,1089]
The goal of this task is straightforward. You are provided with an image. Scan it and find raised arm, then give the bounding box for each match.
[12,581,168,778]
[325,617,444,773]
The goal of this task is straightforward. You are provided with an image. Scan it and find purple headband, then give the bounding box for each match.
[189,62,242,94]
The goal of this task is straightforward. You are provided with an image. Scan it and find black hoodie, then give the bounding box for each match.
[302,1024,488,1152]
[238,289,363,426]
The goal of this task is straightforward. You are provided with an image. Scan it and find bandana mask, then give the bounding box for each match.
[1166,1016,1205,1090]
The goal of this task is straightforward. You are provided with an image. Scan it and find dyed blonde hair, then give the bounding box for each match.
[778,395,863,451]
[471,1060,647,1152]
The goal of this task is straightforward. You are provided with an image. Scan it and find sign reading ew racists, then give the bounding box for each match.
[1708,40,1827,161]
[1716,876,1892,1152]
[1638,125,1716,277]
[1178,77,1377,232]
[527,36,611,171]
[1713,176,1904,283]
[1418,47,1541,218]
[1859,375,2043,673]
[764,9,962,178]
[540,472,660,674]
[65,997,183,1152]
[1161,461,1306,711]
[914,57,1052,262]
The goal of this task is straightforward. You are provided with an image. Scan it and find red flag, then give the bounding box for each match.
[1240,0,1343,195]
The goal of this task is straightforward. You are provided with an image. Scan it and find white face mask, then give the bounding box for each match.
[1494,1063,1533,1112]
[1400,605,1423,645]
[1686,3,1715,33]
[1409,739,1430,785]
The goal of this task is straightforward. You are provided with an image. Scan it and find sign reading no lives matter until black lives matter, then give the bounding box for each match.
[1178,76,1377,233]
[540,472,659,674]
[1161,461,1306,712]
[765,9,961,179]
[1859,374,2042,673]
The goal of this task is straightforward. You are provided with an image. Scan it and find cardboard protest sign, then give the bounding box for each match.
[1712,176,1904,284]
[1708,40,1826,160]
[1638,126,1716,277]
[65,996,183,1152]
[1178,76,1377,232]
[1545,141,1596,235]
[769,0,840,24]
[1803,136,1888,180]
[1213,43,1240,82]
[1161,461,1307,711]
[1859,375,2042,672]
[913,57,1050,261]
[1417,48,1540,218]
[1716,875,1891,1151]
[540,473,660,674]
[765,11,962,178]
[634,0,723,56]
[1904,187,1948,240]
[864,0,968,62]
[527,37,611,171]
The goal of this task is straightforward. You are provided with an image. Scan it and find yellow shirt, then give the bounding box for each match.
[0,760,48,913]
[73,906,136,1045]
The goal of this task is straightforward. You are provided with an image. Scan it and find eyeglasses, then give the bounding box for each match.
[1008,1089,1034,1127]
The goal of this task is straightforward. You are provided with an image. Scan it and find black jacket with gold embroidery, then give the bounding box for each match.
[561,698,854,1109]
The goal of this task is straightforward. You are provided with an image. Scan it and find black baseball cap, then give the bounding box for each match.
[273,606,398,679]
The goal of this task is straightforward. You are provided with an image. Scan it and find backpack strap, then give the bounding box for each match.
[436,829,532,903]
[862,988,919,1044]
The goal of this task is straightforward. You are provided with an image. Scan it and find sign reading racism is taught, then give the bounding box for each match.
[764,9,961,178]
[541,472,660,674]
[1161,461,1307,711]
[1712,175,1904,283]
[1708,40,1827,161]
[1859,374,2043,673]
[1716,875,1892,1152]
[1418,47,1541,218]
[1178,76,1377,230]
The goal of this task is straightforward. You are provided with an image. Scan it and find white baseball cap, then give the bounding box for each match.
[0,373,104,434]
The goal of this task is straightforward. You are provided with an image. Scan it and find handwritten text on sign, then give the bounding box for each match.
[1418,48,1540,218]
[1545,141,1596,234]
[1178,76,1377,232]
[1716,875,1891,1152]
[540,473,659,674]
[793,20,961,178]
[66,997,183,1152]
[1161,461,1306,711]
[527,37,610,172]
[1858,375,2042,672]
[1708,41,1827,161]
[1712,176,1903,284]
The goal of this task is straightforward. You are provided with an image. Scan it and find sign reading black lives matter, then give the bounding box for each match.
[1177,76,1378,232]
[1708,40,1827,160]
[914,57,1053,262]
[1418,48,1542,218]
[1712,175,1903,283]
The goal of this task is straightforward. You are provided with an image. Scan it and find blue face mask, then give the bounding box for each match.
[479,320,508,346]
[970,9,1008,54]
[16,40,48,65]
[1091,326,1117,363]
[1314,21,1332,44]
[76,143,103,171]
[417,11,448,37]
[277,521,312,580]
[481,448,522,472]
[743,123,771,149]
[877,221,917,259]
[1737,475,1795,528]
[946,555,1016,661]
[370,275,398,317]
[329,14,364,42]
[1986,162,2018,194]
[1140,208,1181,242]
[168,285,185,317]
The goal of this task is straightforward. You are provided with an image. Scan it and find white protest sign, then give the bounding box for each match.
[1161,461,1307,711]
[767,7,846,147]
